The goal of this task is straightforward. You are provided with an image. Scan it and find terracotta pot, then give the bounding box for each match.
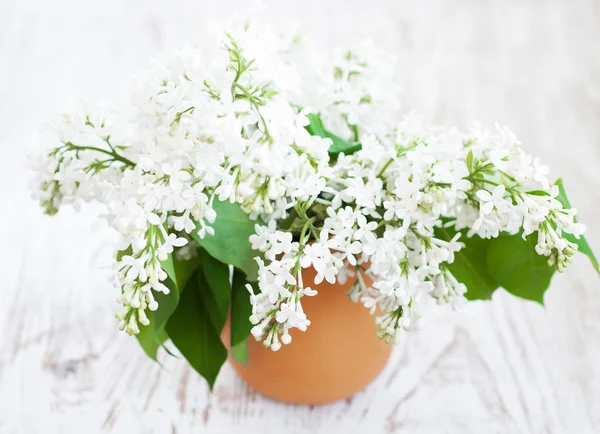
[225,266,393,405]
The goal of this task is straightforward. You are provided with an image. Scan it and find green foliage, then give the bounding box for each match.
[147,252,203,358]
[436,227,498,300]
[229,268,255,364]
[197,249,231,333]
[116,247,169,360]
[303,111,327,137]
[161,250,201,291]
[116,247,203,361]
[230,340,248,365]
[465,150,474,172]
[135,311,169,361]
[300,108,362,156]
[192,199,260,281]
[230,269,254,345]
[487,234,555,305]
[166,270,227,389]
[437,226,557,305]
[146,277,179,355]
[129,177,598,385]
[555,179,600,273]
[119,214,257,384]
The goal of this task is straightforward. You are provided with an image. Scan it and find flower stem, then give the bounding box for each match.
[377,143,419,178]
[66,142,135,167]
[377,158,394,178]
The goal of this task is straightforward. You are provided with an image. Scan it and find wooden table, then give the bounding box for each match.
[1,0,599,432]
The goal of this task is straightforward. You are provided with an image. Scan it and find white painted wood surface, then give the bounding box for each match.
[1,0,599,432]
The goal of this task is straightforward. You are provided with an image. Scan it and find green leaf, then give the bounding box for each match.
[554,179,600,273]
[135,311,168,361]
[230,340,248,365]
[328,135,362,156]
[527,190,551,197]
[304,112,327,137]
[301,109,362,156]
[116,247,131,262]
[229,268,254,365]
[154,253,203,346]
[436,227,499,300]
[160,340,179,359]
[466,150,474,172]
[161,251,202,292]
[192,199,260,280]
[151,252,205,357]
[151,277,179,338]
[130,276,178,361]
[230,268,254,346]
[165,270,227,389]
[116,247,202,361]
[116,246,173,360]
[197,249,231,332]
[487,234,555,305]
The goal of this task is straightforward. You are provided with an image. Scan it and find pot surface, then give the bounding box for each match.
[226,266,393,405]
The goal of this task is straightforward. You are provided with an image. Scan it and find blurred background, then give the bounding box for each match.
[1,0,599,433]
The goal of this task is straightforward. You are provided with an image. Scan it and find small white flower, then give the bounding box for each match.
[31,24,585,345]
[476,185,511,215]
[265,231,294,261]
[532,158,550,188]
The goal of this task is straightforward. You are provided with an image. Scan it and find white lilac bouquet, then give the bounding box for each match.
[32,24,598,387]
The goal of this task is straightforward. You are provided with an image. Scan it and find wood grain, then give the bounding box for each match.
[1,0,599,432]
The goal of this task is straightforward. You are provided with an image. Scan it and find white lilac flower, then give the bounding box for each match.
[32,23,585,345]
[249,117,584,347]
[33,24,331,336]
[303,41,402,143]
